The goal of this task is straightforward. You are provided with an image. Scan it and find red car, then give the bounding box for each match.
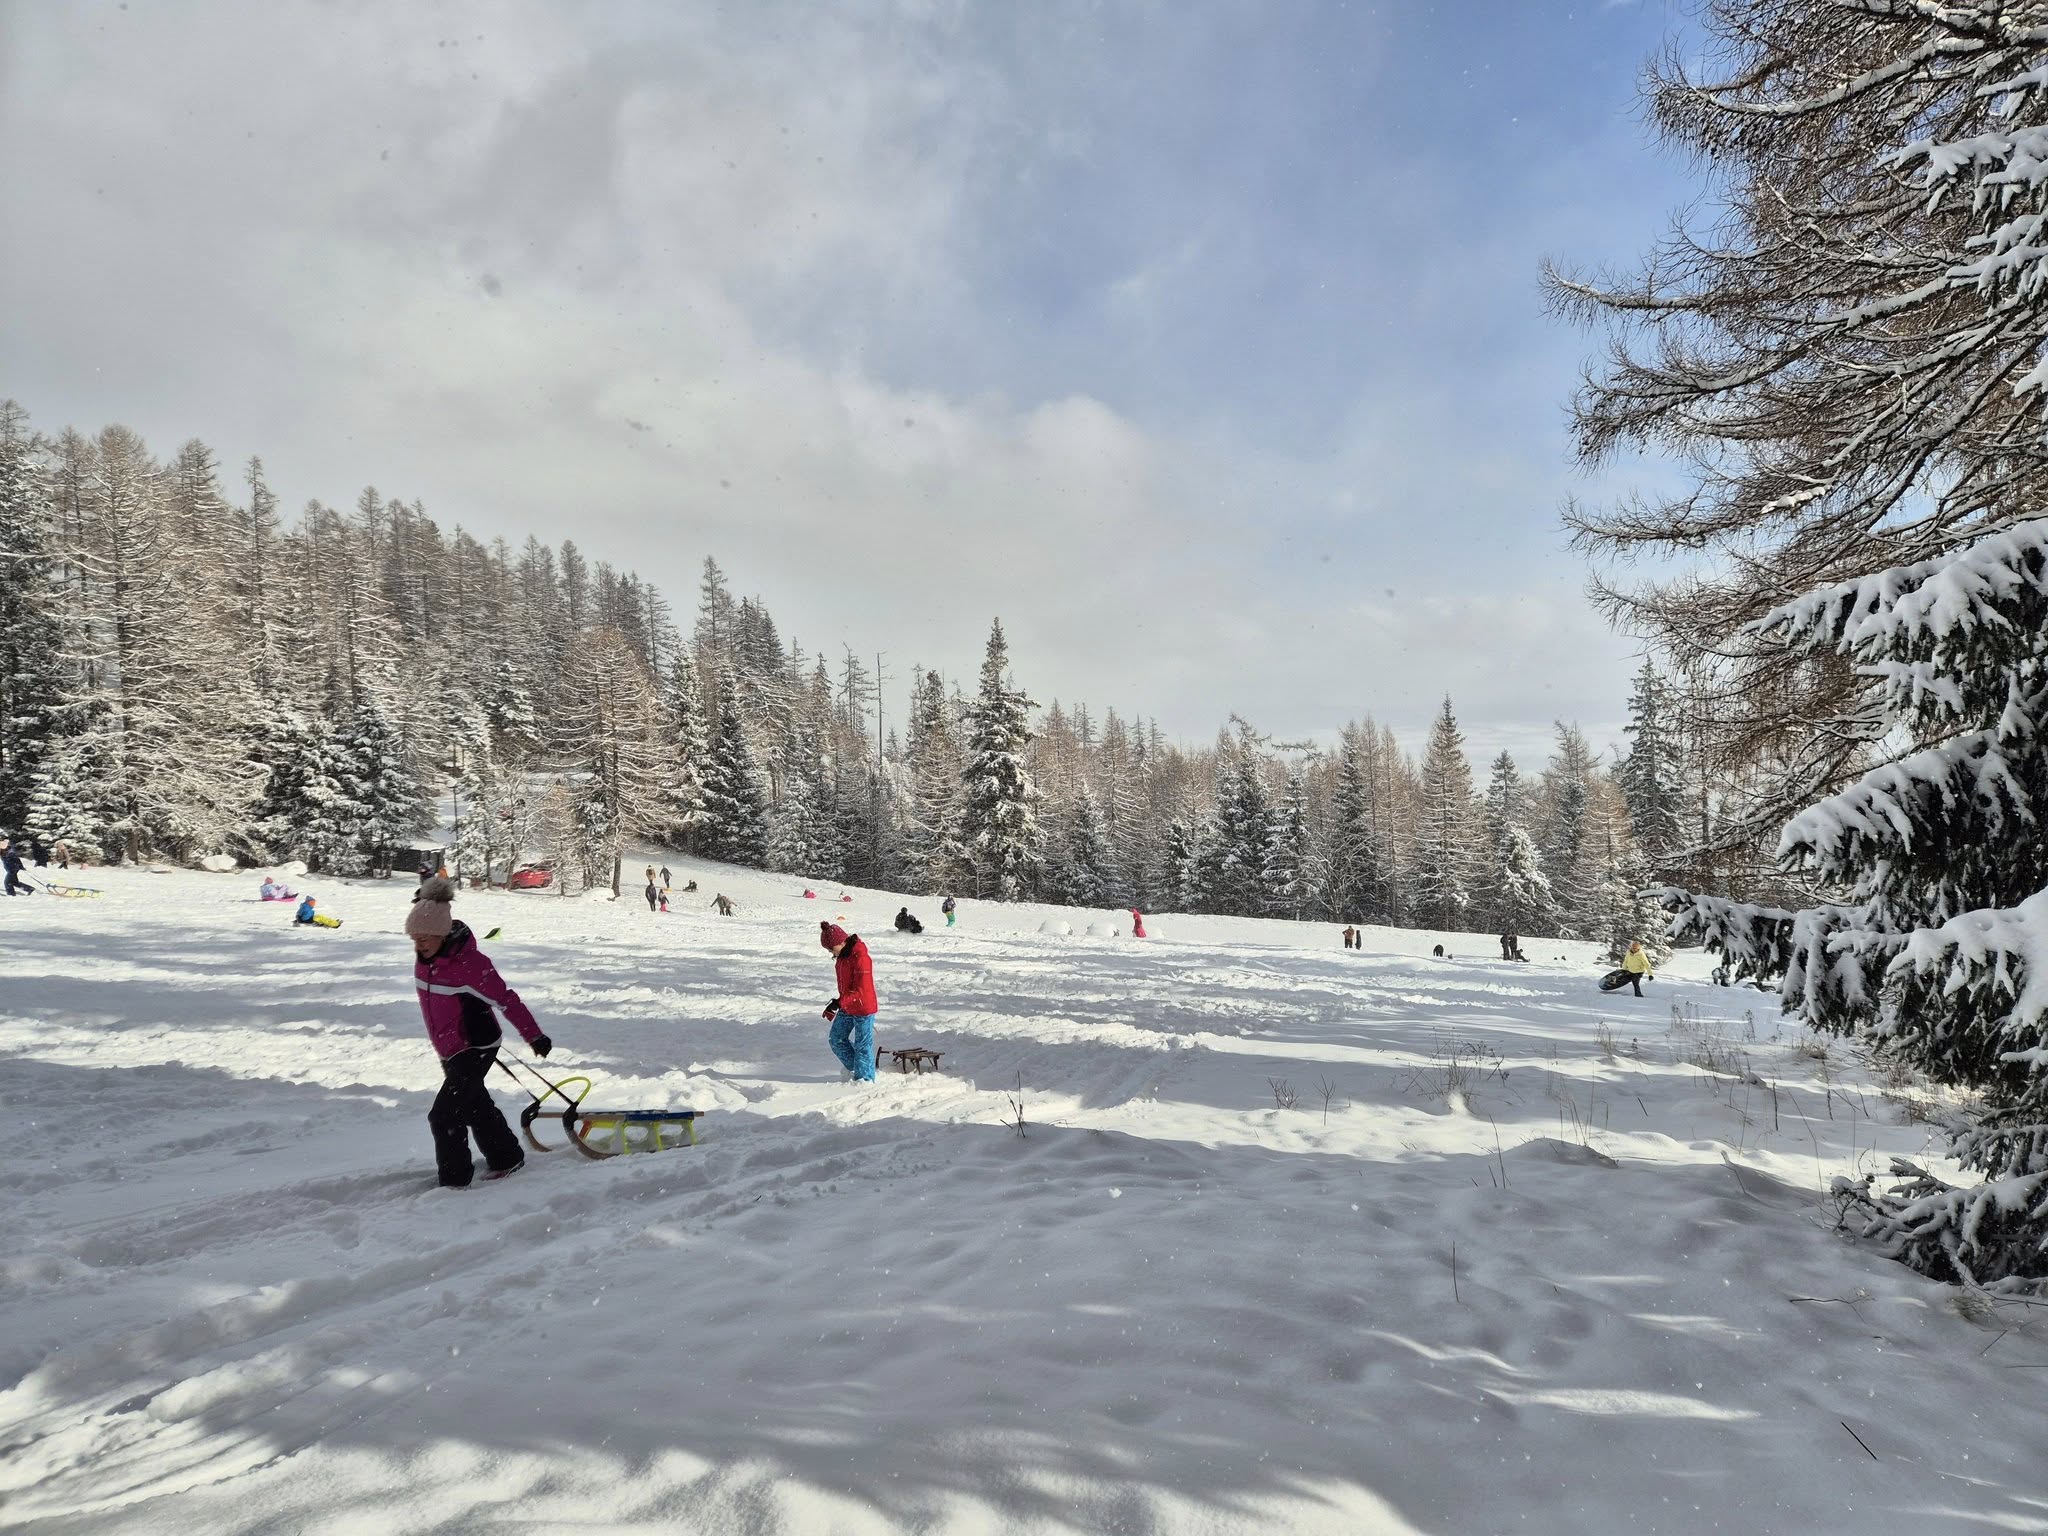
[507,862,554,891]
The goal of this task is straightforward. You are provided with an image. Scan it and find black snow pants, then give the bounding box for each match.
[430,1045,522,1187]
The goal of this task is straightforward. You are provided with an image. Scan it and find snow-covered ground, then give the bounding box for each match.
[3,855,2045,1534]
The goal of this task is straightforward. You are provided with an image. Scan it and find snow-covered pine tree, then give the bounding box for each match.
[1095,708,1146,901]
[768,725,832,876]
[1413,697,1477,932]
[1054,784,1121,908]
[960,619,1039,902]
[0,406,71,834]
[1263,766,1313,919]
[1324,727,1371,922]
[1620,662,1684,878]
[1537,721,1599,936]
[659,647,712,850]
[1596,841,1669,968]
[904,666,971,895]
[1479,751,1555,937]
[1161,815,1200,912]
[1495,827,1557,940]
[262,701,359,873]
[23,733,110,864]
[1666,526,2048,1284]
[699,666,769,867]
[1196,722,1273,915]
[480,657,540,763]
[1555,2,2048,1285]
[338,684,432,874]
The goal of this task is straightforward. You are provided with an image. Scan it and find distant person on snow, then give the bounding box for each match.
[820,920,878,1082]
[644,878,659,913]
[1500,932,1526,962]
[894,906,924,934]
[682,879,698,893]
[712,892,736,915]
[1130,909,1147,938]
[2,840,30,895]
[942,895,957,927]
[51,839,72,868]
[408,875,552,1188]
[1341,925,1357,950]
[1622,940,1653,996]
[294,895,341,928]
[1431,944,1445,958]
[258,878,297,902]
[660,865,672,889]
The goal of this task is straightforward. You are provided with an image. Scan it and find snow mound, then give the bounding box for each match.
[1038,919,1072,936]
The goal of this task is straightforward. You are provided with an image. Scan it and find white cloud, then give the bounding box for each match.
[1,0,1645,768]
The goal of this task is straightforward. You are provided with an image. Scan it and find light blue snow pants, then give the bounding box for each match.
[829,1012,877,1081]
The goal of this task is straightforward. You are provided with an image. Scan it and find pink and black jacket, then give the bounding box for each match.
[415,920,544,1059]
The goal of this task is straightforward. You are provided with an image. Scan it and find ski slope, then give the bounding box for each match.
[2,855,2044,1534]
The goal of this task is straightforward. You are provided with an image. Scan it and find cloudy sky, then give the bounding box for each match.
[1,0,1696,766]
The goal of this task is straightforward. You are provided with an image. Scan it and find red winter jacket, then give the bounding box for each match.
[415,921,544,1059]
[833,935,878,1016]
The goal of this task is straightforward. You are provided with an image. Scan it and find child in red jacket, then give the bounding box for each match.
[819,920,878,1082]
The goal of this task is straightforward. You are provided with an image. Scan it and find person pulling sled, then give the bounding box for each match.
[409,876,554,1188]
[1598,940,1654,997]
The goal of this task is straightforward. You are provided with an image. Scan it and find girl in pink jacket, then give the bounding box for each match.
[408,877,553,1187]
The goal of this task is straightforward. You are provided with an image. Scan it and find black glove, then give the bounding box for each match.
[532,1033,553,1058]
[823,999,840,1021]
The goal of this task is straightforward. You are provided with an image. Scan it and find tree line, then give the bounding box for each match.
[0,399,1733,950]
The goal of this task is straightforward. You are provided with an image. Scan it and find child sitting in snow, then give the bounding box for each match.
[407,876,553,1187]
[259,878,297,902]
[294,895,341,928]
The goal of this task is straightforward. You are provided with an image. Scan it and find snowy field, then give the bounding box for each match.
[3,856,2046,1535]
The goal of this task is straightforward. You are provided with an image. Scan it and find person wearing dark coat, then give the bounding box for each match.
[894,906,924,934]
[2,841,30,896]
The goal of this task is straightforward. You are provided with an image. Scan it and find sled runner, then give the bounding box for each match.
[43,883,103,899]
[499,1058,705,1161]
